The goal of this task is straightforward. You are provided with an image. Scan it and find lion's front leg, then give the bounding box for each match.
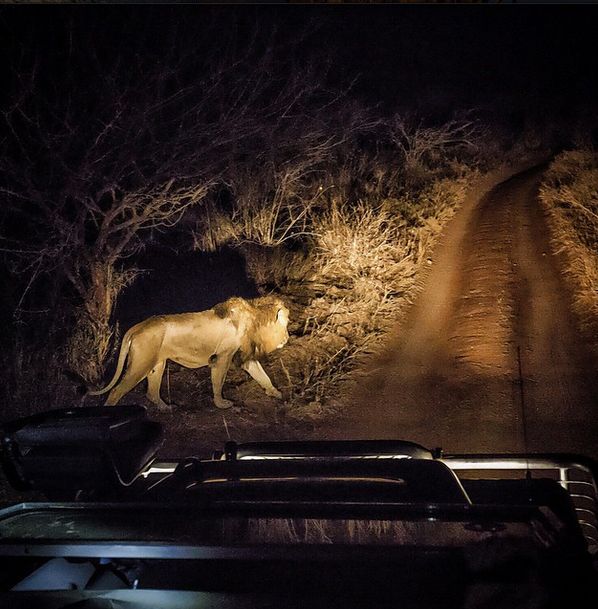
[210,352,235,409]
[242,360,282,399]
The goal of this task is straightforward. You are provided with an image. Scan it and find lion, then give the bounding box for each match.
[88,296,289,411]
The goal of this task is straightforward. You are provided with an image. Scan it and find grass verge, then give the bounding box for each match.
[539,149,598,356]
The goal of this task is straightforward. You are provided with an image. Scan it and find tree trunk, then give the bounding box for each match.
[66,261,129,385]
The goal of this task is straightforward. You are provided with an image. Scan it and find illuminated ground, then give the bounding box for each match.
[328,163,598,459]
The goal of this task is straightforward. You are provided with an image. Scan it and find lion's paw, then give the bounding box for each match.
[266,388,283,399]
[214,398,234,410]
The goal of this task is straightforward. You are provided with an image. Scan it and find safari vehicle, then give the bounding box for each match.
[0,406,597,608]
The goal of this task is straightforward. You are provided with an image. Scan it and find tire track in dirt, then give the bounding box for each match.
[326,164,598,458]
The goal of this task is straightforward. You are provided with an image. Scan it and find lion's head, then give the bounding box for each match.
[214,296,289,364]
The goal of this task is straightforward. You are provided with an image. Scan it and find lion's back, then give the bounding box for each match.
[164,311,240,355]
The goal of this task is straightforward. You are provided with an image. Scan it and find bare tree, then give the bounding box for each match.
[0,13,334,382]
[388,113,481,182]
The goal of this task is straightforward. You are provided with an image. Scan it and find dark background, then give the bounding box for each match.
[2,6,597,116]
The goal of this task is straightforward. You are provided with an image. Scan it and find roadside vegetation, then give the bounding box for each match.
[539,149,598,356]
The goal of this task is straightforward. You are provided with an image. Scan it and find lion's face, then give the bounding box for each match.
[255,299,289,354]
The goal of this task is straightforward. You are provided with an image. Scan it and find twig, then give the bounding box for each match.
[166,362,171,405]
[279,357,293,401]
[222,414,231,440]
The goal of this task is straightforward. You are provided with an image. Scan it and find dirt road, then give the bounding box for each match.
[329,164,598,458]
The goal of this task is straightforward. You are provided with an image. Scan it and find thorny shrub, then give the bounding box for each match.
[66,264,139,385]
[388,114,482,188]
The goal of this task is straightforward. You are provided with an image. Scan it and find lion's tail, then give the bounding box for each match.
[87,329,134,397]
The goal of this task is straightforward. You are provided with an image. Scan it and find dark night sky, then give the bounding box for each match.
[2,5,597,117]
[323,7,598,115]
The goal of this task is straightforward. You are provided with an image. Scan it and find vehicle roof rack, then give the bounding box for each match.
[222,440,435,461]
[177,456,471,505]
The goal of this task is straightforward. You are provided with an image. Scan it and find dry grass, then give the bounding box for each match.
[314,199,405,288]
[193,165,325,252]
[192,164,327,289]
[539,149,598,353]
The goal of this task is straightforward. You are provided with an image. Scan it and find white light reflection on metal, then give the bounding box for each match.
[141,464,177,477]
[238,455,414,460]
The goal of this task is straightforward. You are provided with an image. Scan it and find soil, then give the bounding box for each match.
[322,163,598,459]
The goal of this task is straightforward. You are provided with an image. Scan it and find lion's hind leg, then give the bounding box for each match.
[105,348,156,407]
[146,360,172,412]
[105,367,147,406]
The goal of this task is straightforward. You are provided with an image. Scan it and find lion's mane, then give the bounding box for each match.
[213,295,289,364]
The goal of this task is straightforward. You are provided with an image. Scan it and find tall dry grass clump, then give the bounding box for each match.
[194,168,321,253]
[314,200,405,293]
[192,164,325,288]
[539,149,598,349]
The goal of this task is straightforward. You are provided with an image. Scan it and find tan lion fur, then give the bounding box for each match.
[89,296,289,411]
